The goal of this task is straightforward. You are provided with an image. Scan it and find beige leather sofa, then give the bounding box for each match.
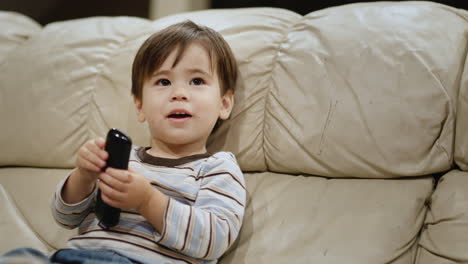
[1,2,468,263]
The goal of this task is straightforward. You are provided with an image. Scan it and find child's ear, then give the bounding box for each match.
[219,90,234,120]
[134,97,146,123]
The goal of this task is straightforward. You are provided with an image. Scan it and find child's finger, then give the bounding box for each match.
[80,147,106,169]
[76,157,101,173]
[95,137,106,149]
[99,172,126,192]
[88,139,108,161]
[105,168,131,183]
[99,179,124,202]
[99,189,120,208]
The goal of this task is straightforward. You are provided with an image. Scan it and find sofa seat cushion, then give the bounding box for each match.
[221,172,434,264]
[417,170,468,263]
[0,168,76,252]
[0,184,49,254]
[1,168,434,263]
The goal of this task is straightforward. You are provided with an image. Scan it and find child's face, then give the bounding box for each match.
[134,42,233,154]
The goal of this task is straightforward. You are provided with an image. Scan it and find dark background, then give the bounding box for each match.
[212,0,467,15]
[0,0,466,25]
[0,0,150,25]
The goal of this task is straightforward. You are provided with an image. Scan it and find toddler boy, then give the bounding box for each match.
[1,20,245,264]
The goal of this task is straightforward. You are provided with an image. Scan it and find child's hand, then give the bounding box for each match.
[99,168,153,211]
[76,137,108,183]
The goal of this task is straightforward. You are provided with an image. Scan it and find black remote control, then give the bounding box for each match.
[95,128,132,228]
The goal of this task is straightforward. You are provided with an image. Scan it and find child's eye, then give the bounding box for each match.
[190,78,205,86]
[156,79,171,86]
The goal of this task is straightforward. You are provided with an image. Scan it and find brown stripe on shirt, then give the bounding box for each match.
[150,181,196,203]
[69,236,199,264]
[200,186,245,207]
[81,227,155,244]
[201,171,246,190]
[137,147,210,167]
[203,212,214,259]
[181,206,193,253]
[158,197,172,244]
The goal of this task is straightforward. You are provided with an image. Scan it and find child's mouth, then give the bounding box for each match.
[167,110,193,123]
[168,113,192,119]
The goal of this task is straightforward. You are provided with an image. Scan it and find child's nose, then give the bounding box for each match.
[171,85,190,101]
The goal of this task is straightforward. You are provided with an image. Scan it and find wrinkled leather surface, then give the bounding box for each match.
[0,168,76,251]
[455,45,468,171]
[417,170,468,263]
[221,172,433,264]
[0,168,434,263]
[0,184,49,254]
[0,2,468,263]
[1,3,467,178]
[0,11,40,62]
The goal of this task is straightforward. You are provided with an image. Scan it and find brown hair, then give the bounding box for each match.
[131,20,238,100]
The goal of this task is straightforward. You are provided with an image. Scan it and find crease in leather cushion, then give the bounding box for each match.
[417,170,468,264]
[455,28,468,171]
[220,172,434,264]
[0,168,76,251]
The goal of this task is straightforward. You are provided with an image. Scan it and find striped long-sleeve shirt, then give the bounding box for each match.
[51,146,246,264]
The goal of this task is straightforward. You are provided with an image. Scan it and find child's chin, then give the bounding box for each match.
[162,132,195,144]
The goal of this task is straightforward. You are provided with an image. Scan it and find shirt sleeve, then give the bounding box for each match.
[51,172,97,229]
[155,152,246,260]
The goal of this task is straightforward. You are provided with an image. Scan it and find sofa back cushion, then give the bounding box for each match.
[0,2,467,178]
[0,17,151,168]
[202,3,467,177]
